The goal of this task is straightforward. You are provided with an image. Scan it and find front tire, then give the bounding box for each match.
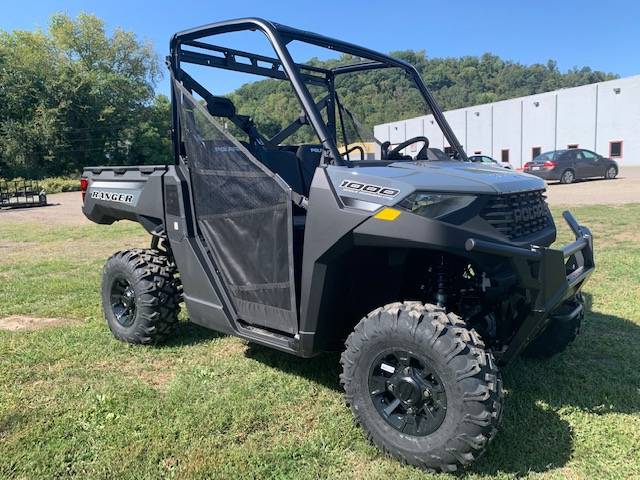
[102,248,181,344]
[605,165,618,179]
[341,302,503,472]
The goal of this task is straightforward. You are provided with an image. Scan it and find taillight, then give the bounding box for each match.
[543,161,557,168]
[523,162,532,169]
[80,177,88,202]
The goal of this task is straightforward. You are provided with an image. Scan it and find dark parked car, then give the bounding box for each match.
[468,154,513,169]
[523,149,618,184]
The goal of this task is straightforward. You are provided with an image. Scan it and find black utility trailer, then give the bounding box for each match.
[0,180,47,209]
[80,18,594,472]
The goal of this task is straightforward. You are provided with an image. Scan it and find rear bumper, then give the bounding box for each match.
[523,168,560,180]
[466,210,594,364]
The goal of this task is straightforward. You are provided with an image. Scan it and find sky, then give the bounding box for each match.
[3,0,640,96]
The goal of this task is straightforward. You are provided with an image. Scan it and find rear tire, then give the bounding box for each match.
[605,166,618,179]
[102,248,181,344]
[522,294,584,359]
[560,169,575,184]
[341,302,503,472]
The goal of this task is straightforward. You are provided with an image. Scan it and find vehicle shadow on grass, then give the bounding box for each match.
[245,294,640,477]
[469,307,640,476]
[244,344,343,392]
[161,321,227,347]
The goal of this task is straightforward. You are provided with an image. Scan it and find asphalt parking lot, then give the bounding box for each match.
[1,167,638,226]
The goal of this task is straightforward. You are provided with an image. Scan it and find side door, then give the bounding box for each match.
[581,150,603,177]
[570,150,589,179]
[174,80,299,335]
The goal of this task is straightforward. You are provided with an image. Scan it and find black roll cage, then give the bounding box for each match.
[168,17,467,167]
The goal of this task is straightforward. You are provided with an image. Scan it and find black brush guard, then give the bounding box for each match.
[466,211,594,364]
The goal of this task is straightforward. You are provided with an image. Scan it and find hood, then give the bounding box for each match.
[326,161,545,207]
[387,161,545,194]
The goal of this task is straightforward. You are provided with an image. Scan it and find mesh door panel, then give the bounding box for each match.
[174,80,297,333]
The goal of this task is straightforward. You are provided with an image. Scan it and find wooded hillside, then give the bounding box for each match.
[229,51,617,141]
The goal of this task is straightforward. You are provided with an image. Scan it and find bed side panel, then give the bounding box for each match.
[81,166,166,232]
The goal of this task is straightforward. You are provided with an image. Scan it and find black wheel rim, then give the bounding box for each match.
[110,277,136,327]
[368,350,447,436]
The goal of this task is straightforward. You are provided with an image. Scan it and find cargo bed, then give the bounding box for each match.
[81,165,169,232]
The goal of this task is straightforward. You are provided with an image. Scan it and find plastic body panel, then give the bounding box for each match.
[297,168,372,355]
[295,166,590,362]
[163,168,233,335]
[81,165,167,233]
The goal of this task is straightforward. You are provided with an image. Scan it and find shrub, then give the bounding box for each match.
[0,176,80,194]
[39,176,81,194]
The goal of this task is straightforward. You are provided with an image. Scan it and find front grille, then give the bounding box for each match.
[481,190,549,240]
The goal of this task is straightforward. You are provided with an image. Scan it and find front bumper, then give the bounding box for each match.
[466,211,594,364]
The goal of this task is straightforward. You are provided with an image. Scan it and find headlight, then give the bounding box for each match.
[398,192,477,219]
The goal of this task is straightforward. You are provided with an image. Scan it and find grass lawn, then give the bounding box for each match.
[1,204,639,479]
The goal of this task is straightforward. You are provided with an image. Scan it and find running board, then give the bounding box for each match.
[236,321,300,355]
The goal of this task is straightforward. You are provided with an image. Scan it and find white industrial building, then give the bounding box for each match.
[374,75,640,167]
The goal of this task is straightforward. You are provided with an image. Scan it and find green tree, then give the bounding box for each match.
[0,13,171,178]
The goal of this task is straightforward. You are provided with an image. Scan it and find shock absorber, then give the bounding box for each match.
[436,256,447,308]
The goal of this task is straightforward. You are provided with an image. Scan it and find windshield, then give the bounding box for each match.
[285,39,459,163]
[329,66,434,161]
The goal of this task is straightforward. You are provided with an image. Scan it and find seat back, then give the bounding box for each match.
[259,148,305,196]
[295,145,323,196]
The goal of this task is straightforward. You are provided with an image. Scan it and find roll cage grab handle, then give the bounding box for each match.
[168,17,468,167]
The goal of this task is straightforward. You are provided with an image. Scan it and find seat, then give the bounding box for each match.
[258,148,305,196]
[204,94,310,199]
[295,145,323,196]
[258,149,308,222]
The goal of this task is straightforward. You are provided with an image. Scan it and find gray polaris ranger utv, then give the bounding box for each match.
[81,18,594,472]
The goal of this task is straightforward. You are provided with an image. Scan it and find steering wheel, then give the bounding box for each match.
[384,136,430,160]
